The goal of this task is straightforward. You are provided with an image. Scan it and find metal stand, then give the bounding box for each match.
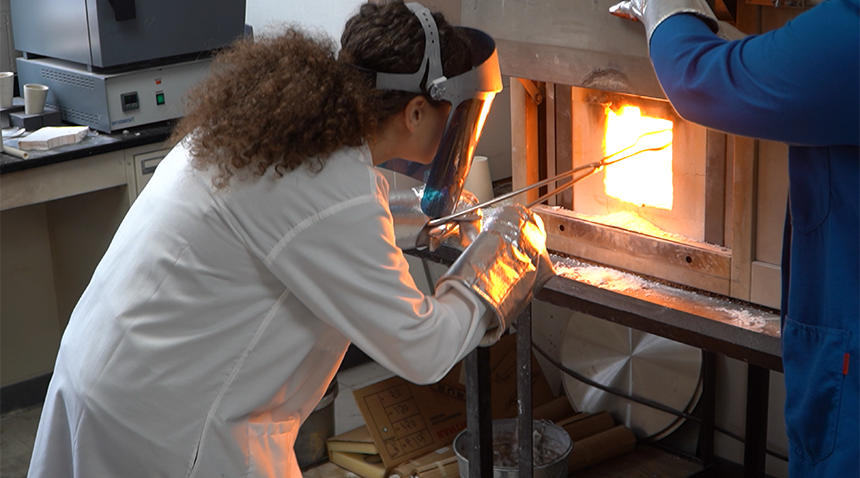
[465,346,493,478]
[517,305,534,478]
[465,305,535,477]
[409,247,782,478]
[744,365,770,477]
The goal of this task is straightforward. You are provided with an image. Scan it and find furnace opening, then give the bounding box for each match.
[570,87,707,243]
[603,105,674,210]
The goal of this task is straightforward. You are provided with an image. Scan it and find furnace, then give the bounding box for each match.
[519,82,736,299]
[461,0,800,310]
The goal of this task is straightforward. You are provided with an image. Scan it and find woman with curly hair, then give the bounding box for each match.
[26,2,553,478]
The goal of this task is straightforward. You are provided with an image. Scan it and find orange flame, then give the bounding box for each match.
[603,106,674,210]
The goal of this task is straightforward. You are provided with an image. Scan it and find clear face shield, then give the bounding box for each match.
[375,3,502,218]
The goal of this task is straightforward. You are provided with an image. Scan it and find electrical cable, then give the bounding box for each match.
[530,340,789,462]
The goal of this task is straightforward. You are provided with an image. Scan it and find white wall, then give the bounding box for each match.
[245,0,364,41]
[1,0,18,73]
[244,0,513,183]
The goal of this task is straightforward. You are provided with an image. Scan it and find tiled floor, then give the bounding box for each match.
[0,360,394,477]
[1,405,41,478]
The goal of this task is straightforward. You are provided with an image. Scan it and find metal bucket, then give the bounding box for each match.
[453,419,572,478]
[295,378,339,470]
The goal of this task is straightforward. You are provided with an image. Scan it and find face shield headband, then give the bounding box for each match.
[375,2,502,218]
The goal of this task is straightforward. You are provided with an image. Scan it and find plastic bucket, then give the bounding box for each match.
[295,378,339,470]
[453,419,571,478]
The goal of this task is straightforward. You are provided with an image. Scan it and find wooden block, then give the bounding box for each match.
[559,410,615,442]
[532,396,576,423]
[569,425,637,472]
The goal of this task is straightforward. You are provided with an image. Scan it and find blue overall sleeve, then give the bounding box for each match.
[649,1,859,147]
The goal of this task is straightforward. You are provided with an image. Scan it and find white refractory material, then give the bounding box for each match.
[464,155,494,203]
[24,84,49,115]
[0,72,14,108]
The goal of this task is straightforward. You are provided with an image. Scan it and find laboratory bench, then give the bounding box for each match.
[1,122,175,411]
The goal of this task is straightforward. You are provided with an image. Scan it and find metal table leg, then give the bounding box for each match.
[517,304,534,478]
[744,364,770,478]
[697,351,717,467]
[466,345,493,478]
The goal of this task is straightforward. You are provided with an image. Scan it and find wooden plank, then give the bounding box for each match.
[735,0,761,34]
[537,205,733,295]
[510,78,541,205]
[750,261,782,310]
[554,84,574,209]
[704,130,728,246]
[303,445,704,478]
[573,445,703,477]
[459,0,665,99]
[754,140,788,265]
[302,461,361,478]
[544,83,557,206]
[729,136,757,301]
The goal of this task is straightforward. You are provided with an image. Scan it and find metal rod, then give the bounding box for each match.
[426,163,594,227]
[466,346,493,478]
[744,365,770,478]
[526,167,600,209]
[426,130,672,228]
[517,305,534,478]
[697,351,717,466]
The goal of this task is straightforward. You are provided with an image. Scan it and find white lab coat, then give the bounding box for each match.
[27,142,493,478]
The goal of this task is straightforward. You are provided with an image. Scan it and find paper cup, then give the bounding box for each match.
[0,72,14,108]
[464,155,494,204]
[24,84,49,115]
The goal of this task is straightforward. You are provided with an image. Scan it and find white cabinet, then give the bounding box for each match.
[128,148,169,202]
[1,143,169,387]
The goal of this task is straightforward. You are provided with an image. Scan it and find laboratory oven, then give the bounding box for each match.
[10,0,246,132]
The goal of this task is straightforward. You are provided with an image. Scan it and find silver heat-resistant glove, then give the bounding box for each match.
[437,204,556,345]
[609,0,720,45]
[389,186,482,252]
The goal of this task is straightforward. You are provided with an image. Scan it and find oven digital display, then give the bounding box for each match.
[121,92,140,112]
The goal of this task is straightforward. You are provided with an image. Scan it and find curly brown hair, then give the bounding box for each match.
[168,1,471,188]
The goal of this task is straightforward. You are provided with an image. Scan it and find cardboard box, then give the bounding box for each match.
[353,333,556,473]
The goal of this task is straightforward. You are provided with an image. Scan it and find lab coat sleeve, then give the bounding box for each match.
[649,0,860,147]
[264,195,493,385]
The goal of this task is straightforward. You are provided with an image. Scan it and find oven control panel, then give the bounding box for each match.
[16,56,212,133]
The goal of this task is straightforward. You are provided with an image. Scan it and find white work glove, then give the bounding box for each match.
[389,186,482,252]
[608,0,725,46]
[437,204,556,345]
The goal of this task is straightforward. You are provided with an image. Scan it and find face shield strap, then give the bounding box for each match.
[374,3,447,99]
[366,2,503,218]
[371,3,502,108]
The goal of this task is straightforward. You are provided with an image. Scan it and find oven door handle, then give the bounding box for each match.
[108,0,137,22]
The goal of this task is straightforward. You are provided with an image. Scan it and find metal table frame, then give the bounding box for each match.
[409,247,783,478]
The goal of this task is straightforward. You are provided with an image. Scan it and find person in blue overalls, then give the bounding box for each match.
[609,0,859,475]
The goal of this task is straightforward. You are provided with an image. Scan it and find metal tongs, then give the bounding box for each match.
[426,129,672,227]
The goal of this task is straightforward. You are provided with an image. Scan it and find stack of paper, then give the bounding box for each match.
[18,126,89,151]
